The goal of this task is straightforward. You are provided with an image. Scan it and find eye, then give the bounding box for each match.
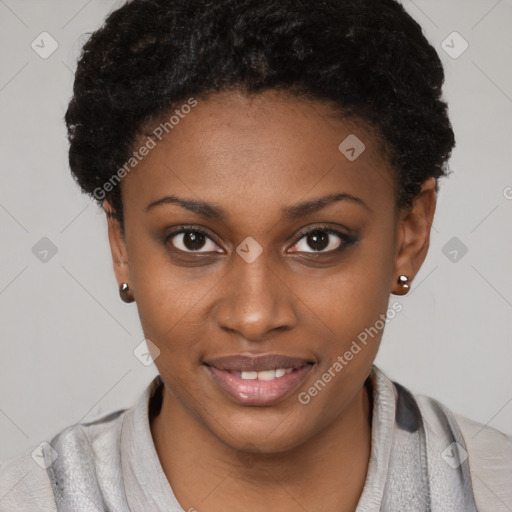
[165,227,223,253]
[289,226,354,254]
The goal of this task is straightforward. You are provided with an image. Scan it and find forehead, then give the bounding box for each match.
[122,90,396,220]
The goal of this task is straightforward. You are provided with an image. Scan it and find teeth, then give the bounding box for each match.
[240,371,258,380]
[240,368,295,380]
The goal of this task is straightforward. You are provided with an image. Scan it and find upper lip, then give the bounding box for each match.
[204,353,314,372]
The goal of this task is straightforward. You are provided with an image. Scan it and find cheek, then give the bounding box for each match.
[127,220,208,307]
[134,274,213,369]
[292,226,396,397]
[346,220,397,313]
[299,228,395,338]
[293,254,394,426]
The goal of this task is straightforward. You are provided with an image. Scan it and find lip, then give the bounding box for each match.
[204,353,314,372]
[204,353,314,406]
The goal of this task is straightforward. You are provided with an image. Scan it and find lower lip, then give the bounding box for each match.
[205,364,313,406]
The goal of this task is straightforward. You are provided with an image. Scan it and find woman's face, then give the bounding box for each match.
[107,90,434,453]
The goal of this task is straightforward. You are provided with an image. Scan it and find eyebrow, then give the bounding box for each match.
[145,192,371,220]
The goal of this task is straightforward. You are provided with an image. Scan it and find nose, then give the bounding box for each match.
[214,252,298,342]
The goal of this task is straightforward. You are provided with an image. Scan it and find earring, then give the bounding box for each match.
[396,275,410,294]
[119,282,134,303]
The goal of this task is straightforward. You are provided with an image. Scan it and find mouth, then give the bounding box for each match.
[203,354,315,406]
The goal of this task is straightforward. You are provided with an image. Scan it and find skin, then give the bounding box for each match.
[105,89,436,512]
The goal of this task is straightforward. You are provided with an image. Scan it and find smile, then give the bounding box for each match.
[203,353,314,406]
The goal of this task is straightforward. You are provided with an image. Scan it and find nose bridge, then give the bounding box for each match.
[215,249,297,340]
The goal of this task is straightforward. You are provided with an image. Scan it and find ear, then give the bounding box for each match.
[104,200,132,293]
[392,177,437,295]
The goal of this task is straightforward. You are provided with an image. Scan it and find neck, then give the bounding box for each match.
[150,379,372,512]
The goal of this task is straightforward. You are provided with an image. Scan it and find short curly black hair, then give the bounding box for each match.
[65,0,455,232]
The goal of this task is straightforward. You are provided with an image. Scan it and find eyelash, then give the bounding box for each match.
[164,224,357,255]
[291,225,357,253]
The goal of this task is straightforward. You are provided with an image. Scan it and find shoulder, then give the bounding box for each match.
[415,393,512,512]
[0,408,127,512]
[453,410,512,512]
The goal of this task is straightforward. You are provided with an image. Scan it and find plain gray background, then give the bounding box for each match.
[0,0,511,464]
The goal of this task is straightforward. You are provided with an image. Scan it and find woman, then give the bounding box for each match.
[1,0,510,510]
